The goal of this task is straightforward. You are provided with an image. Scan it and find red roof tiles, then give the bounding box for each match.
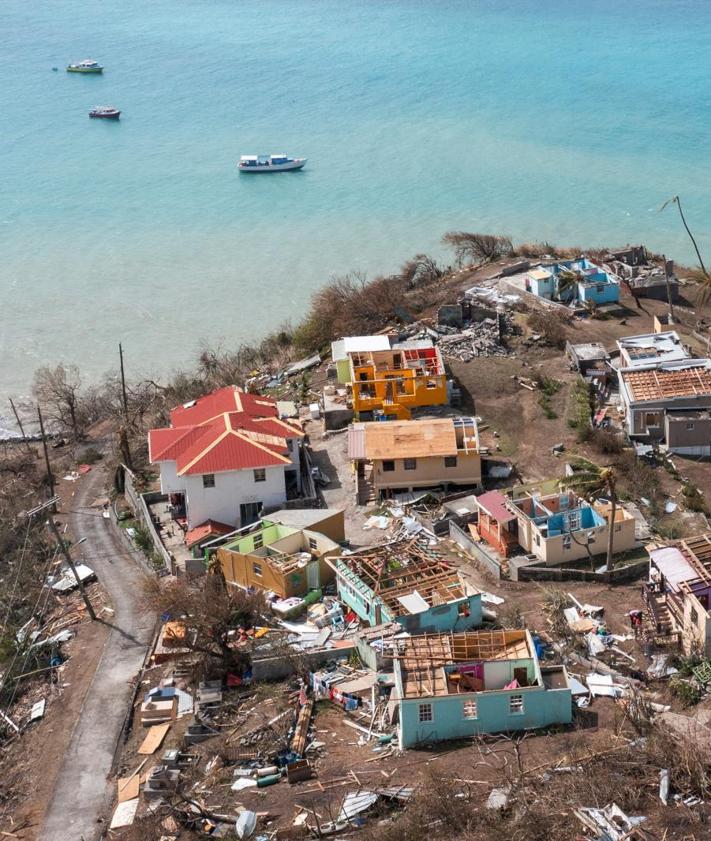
[150,388,303,476]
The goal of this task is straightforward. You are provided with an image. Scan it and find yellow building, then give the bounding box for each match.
[333,336,448,420]
[348,416,481,503]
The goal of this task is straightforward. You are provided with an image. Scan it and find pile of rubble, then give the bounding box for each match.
[436,316,513,361]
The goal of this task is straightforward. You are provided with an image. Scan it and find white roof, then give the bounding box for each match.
[240,155,258,161]
[397,590,430,614]
[617,331,689,367]
[271,153,287,158]
[342,335,391,354]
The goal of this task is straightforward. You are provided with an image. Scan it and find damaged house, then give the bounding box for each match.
[645,535,711,655]
[329,537,482,632]
[618,359,711,455]
[348,416,481,504]
[525,258,620,306]
[394,629,572,748]
[617,331,690,368]
[216,518,339,599]
[148,386,305,529]
[331,334,448,420]
[476,488,636,565]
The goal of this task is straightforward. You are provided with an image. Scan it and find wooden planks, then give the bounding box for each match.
[138,722,170,755]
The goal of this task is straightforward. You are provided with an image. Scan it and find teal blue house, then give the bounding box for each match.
[526,258,619,306]
[394,630,572,748]
[330,538,482,634]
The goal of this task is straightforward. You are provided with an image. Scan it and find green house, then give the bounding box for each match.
[394,629,572,748]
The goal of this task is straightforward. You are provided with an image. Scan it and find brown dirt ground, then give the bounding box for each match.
[0,428,114,838]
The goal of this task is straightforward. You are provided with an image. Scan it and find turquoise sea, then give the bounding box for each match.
[2,0,711,407]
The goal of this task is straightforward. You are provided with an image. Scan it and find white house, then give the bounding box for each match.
[148,386,305,529]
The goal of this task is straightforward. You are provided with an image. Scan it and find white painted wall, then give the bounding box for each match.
[158,461,186,494]
[183,466,287,528]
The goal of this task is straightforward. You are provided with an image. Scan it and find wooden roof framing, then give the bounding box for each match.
[342,538,468,615]
[398,630,532,698]
[623,365,711,402]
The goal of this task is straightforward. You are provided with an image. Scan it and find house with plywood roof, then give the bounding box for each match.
[618,358,711,455]
[148,386,305,530]
[394,629,572,748]
[347,416,481,503]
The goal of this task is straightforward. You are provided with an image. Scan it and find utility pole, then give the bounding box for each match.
[118,343,133,470]
[662,254,675,323]
[9,399,31,454]
[44,506,96,621]
[119,342,129,421]
[37,406,56,511]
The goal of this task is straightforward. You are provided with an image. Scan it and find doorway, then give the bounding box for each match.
[239,501,262,526]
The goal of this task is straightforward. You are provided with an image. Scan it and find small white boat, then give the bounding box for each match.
[67,59,104,73]
[238,154,306,172]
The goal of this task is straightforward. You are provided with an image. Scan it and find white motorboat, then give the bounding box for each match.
[238,154,306,172]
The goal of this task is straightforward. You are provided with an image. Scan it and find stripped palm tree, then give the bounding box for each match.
[659,195,708,279]
[560,457,618,572]
[555,267,580,302]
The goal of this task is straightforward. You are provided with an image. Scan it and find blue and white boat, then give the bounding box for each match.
[238,154,306,172]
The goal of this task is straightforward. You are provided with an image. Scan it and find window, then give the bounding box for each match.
[535,534,540,547]
[287,439,294,452]
[615,524,622,532]
[563,535,571,550]
[588,534,596,544]
[382,460,395,472]
[404,458,417,471]
[426,380,438,390]
[462,699,477,720]
[509,694,524,715]
[687,422,695,430]
[691,607,699,626]
[645,412,661,428]
[418,703,433,723]
[444,456,457,468]
[457,601,470,617]
[254,468,266,483]
[253,534,263,549]
[596,283,605,293]
[202,474,215,488]
[253,562,263,577]
[309,537,318,551]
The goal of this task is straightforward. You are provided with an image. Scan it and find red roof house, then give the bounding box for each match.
[149,387,305,530]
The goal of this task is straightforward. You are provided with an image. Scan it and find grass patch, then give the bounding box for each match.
[567,376,593,441]
[536,376,563,419]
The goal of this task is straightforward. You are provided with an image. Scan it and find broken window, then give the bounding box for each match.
[457,601,470,617]
[418,703,433,723]
[426,380,437,390]
[309,537,318,551]
[687,422,695,430]
[253,533,263,549]
[404,458,417,471]
[691,607,699,626]
[462,699,477,719]
[382,460,395,472]
[444,456,457,468]
[253,562,263,577]
[645,412,661,428]
[509,694,524,715]
[202,473,215,488]
[563,535,571,550]
[254,468,266,483]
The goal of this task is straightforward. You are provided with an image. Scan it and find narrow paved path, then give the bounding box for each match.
[40,465,155,841]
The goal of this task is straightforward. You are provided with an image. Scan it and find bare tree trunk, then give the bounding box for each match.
[675,196,708,278]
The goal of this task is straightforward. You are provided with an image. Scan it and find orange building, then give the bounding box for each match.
[344,338,447,420]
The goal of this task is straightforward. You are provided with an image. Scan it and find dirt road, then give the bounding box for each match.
[39,465,155,841]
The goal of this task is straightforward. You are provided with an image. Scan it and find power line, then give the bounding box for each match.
[0,517,33,637]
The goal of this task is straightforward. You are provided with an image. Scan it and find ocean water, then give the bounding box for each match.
[2,0,711,406]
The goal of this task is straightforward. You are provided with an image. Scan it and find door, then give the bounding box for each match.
[513,667,528,687]
[239,502,262,526]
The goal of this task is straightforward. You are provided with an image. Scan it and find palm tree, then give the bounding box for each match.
[659,195,708,279]
[561,457,619,572]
